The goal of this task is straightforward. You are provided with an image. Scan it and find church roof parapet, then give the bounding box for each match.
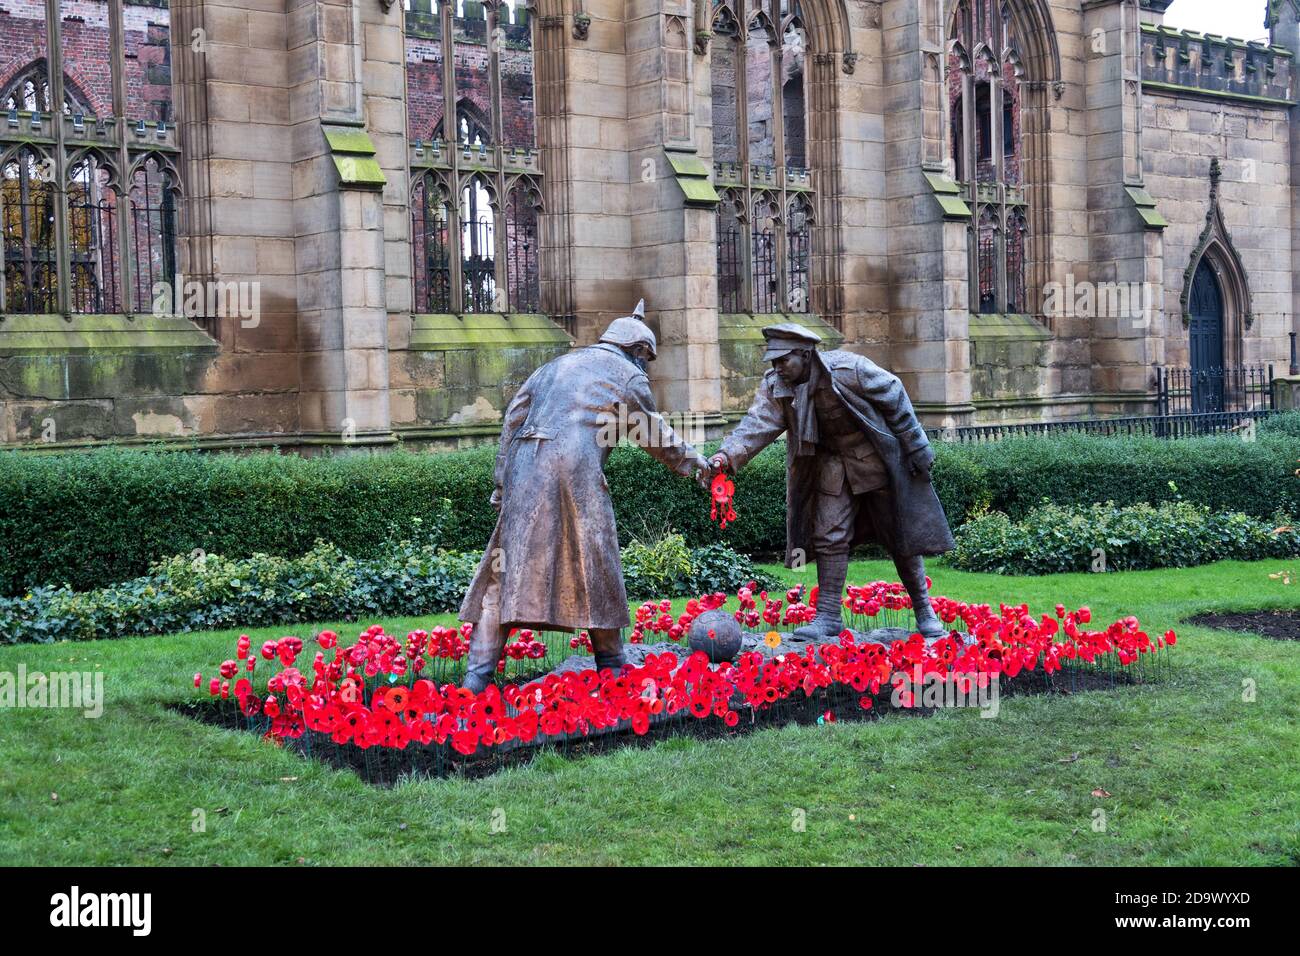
[1140,21,1294,106]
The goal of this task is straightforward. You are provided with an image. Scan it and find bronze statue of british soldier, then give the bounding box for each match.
[458,301,711,693]
[710,323,955,641]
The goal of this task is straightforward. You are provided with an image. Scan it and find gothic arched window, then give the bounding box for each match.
[0,0,181,317]
[405,0,543,315]
[949,0,1029,315]
[711,0,813,315]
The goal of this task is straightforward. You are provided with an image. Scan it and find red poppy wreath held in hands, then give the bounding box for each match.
[710,472,737,529]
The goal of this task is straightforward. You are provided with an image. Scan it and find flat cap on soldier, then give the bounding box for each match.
[599,299,658,360]
[761,322,821,361]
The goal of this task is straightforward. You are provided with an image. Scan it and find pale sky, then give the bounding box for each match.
[1160,1,1271,42]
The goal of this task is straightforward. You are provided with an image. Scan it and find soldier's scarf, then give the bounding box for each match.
[788,348,826,458]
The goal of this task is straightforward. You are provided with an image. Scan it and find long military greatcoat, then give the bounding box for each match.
[459,343,698,631]
[719,349,956,563]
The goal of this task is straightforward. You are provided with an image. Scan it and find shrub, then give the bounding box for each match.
[621,530,694,599]
[0,450,460,596]
[949,500,1300,575]
[3,425,1296,594]
[955,431,1300,523]
[0,534,770,645]
[1261,410,1300,438]
[622,530,780,599]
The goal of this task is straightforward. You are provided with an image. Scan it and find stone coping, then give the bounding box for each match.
[968,312,1052,341]
[0,313,218,354]
[1141,80,1296,108]
[408,312,573,350]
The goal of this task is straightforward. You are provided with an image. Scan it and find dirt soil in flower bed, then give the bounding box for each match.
[174,665,1138,787]
[1188,609,1300,642]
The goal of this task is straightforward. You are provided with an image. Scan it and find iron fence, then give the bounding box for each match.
[928,366,1281,444]
[1156,364,1274,416]
[926,410,1277,444]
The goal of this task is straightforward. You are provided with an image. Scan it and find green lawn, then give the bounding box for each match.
[1,559,1297,866]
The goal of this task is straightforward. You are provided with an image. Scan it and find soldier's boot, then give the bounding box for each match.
[589,627,627,674]
[793,551,849,641]
[895,554,947,641]
[462,581,508,694]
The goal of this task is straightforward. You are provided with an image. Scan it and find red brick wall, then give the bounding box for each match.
[404,33,533,146]
[0,3,52,107]
[58,15,114,115]
[122,5,172,122]
[0,1,171,122]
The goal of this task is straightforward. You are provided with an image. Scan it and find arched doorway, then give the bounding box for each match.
[1187,260,1225,413]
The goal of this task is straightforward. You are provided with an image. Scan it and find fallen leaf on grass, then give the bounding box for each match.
[1091,788,1112,799]
[1059,753,1080,763]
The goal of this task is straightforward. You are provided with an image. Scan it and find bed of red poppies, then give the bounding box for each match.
[192,580,1176,756]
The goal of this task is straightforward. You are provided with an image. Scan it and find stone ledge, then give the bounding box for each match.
[1125,185,1169,231]
[924,170,972,221]
[717,312,845,348]
[968,313,1052,341]
[1140,80,1295,109]
[0,430,399,454]
[408,312,574,350]
[664,146,721,208]
[0,314,219,354]
[323,122,387,191]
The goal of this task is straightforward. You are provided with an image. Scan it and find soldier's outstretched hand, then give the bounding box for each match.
[907,445,935,479]
[687,451,711,487]
[708,452,730,475]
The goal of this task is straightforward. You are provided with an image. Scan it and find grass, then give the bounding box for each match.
[1,558,1297,866]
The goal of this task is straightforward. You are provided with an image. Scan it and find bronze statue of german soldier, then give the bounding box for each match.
[458,301,711,693]
[710,323,955,641]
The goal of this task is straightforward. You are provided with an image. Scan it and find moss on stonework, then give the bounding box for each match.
[0,315,217,404]
[405,314,572,427]
[0,314,219,353]
[968,313,1052,340]
[409,313,572,350]
[968,314,1051,403]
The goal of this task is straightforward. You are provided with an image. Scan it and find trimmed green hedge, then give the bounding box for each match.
[951,430,1300,524]
[950,500,1300,575]
[3,413,1298,594]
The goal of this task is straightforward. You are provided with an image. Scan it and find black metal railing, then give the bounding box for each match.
[926,409,1277,445]
[1156,364,1274,416]
[927,366,1283,443]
